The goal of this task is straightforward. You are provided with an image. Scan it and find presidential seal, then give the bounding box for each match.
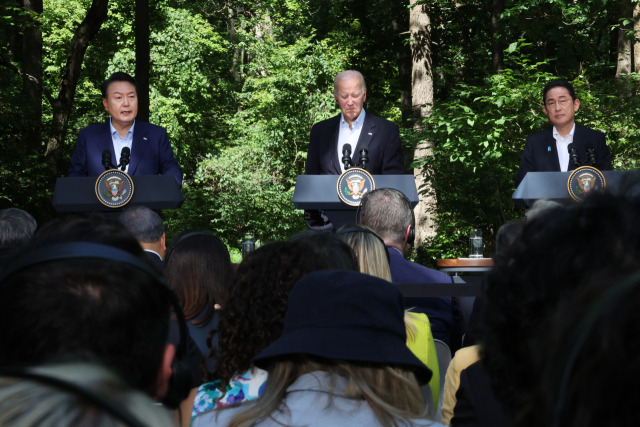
[567,166,606,202]
[95,169,134,208]
[337,168,375,207]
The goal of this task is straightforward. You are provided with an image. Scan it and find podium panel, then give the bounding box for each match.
[53,175,185,212]
[512,170,640,207]
[293,174,418,229]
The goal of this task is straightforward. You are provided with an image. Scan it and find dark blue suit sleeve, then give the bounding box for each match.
[156,127,183,185]
[68,128,91,177]
[380,122,405,174]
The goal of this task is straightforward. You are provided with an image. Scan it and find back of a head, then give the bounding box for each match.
[0,363,174,427]
[119,205,164,243]
[164,230,233,323]
[336,224,391,281]
[209,239,352,384]
[482,190,640,421]
[221,270,431,427]
[0,215,171,396]
[525,271,640,427]
[0,208,37,249]
[359,188,412,246]
[288,230,359,271]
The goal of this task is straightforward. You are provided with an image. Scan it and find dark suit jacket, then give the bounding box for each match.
[388,247,455,345]
[306,111,405,175]
[68,120,183,185]
[514,124,612,187]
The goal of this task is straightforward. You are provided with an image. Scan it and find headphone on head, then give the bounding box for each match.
[0,242,192,409]
[358,188,415,245]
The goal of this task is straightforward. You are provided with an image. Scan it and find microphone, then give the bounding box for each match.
[568,143,581,168]
[342,144,353,170]
[102,150,113,170]
[586,146,596,166]
[119,147,131,171]
[359,148,369,169]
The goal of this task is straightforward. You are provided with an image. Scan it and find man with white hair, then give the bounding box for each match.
[306,70,404,175]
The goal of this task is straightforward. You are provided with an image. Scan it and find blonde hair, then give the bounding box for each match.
[337,225,418,340]
[224,356,428,427]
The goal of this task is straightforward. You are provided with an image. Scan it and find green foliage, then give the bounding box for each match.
[191,33,348,246]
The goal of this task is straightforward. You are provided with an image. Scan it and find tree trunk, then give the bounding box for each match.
[409,0,436,250]
[634,2,640,72]
[490,0,504,73]
[46,0,109,172]
[616,0,633,77]
[21,0,43,155]
[136,0,150,122]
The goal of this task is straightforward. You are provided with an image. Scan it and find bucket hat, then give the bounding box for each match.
[253,270,432,384]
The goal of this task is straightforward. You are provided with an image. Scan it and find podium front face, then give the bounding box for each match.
[53,175,185,213]
[293,175,419,229]
[512,170,636,207]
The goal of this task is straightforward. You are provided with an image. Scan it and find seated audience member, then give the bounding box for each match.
[0,363,174,427]
[0,215,190,409]
[441,219,524,426]
[177,239,359,426]
[336,224,440,408]
[191,270,443,427]
[119,205,167,269]
[0,207,37,265]
[481,188,640,426]
[359,187,460,347]
[164,230,234,367]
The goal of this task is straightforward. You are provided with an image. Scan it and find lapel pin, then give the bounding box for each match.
[368,132,373,136]
[143,137,148,141]
[547,146,551,152]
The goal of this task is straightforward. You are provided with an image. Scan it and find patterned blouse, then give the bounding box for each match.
[191,367,268,420]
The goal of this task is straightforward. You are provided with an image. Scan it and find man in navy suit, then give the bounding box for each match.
[306,70,404,175]
[360,187,458,346]
[68,72,183,185]
[514,79,612,187]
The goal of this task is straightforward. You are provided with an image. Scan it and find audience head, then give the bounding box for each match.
[494,219,525,256]
[119,205,166,260]
[359,187,414,250]
[220,270,430,427]
[336,224,391,281]
[0,207,37,249]
[119,205,165,244]
[529,270,640,427]
[0,363,174,427]
[208,239,356,385]
[164,230,234,325]
[481,190,640,425]
[0,215,175,399]
[288,229,359,271]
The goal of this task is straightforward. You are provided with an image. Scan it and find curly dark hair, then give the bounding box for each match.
[481,187,640,425]
[205,239,357,385]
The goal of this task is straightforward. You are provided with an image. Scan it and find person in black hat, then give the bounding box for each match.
[191,270,444,427]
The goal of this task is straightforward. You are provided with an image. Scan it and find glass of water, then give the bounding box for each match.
[469,228,483,258]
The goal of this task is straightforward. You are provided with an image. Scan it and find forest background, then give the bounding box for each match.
[2,0,640,264]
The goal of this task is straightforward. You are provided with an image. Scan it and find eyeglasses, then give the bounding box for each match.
[545,97,572,108]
